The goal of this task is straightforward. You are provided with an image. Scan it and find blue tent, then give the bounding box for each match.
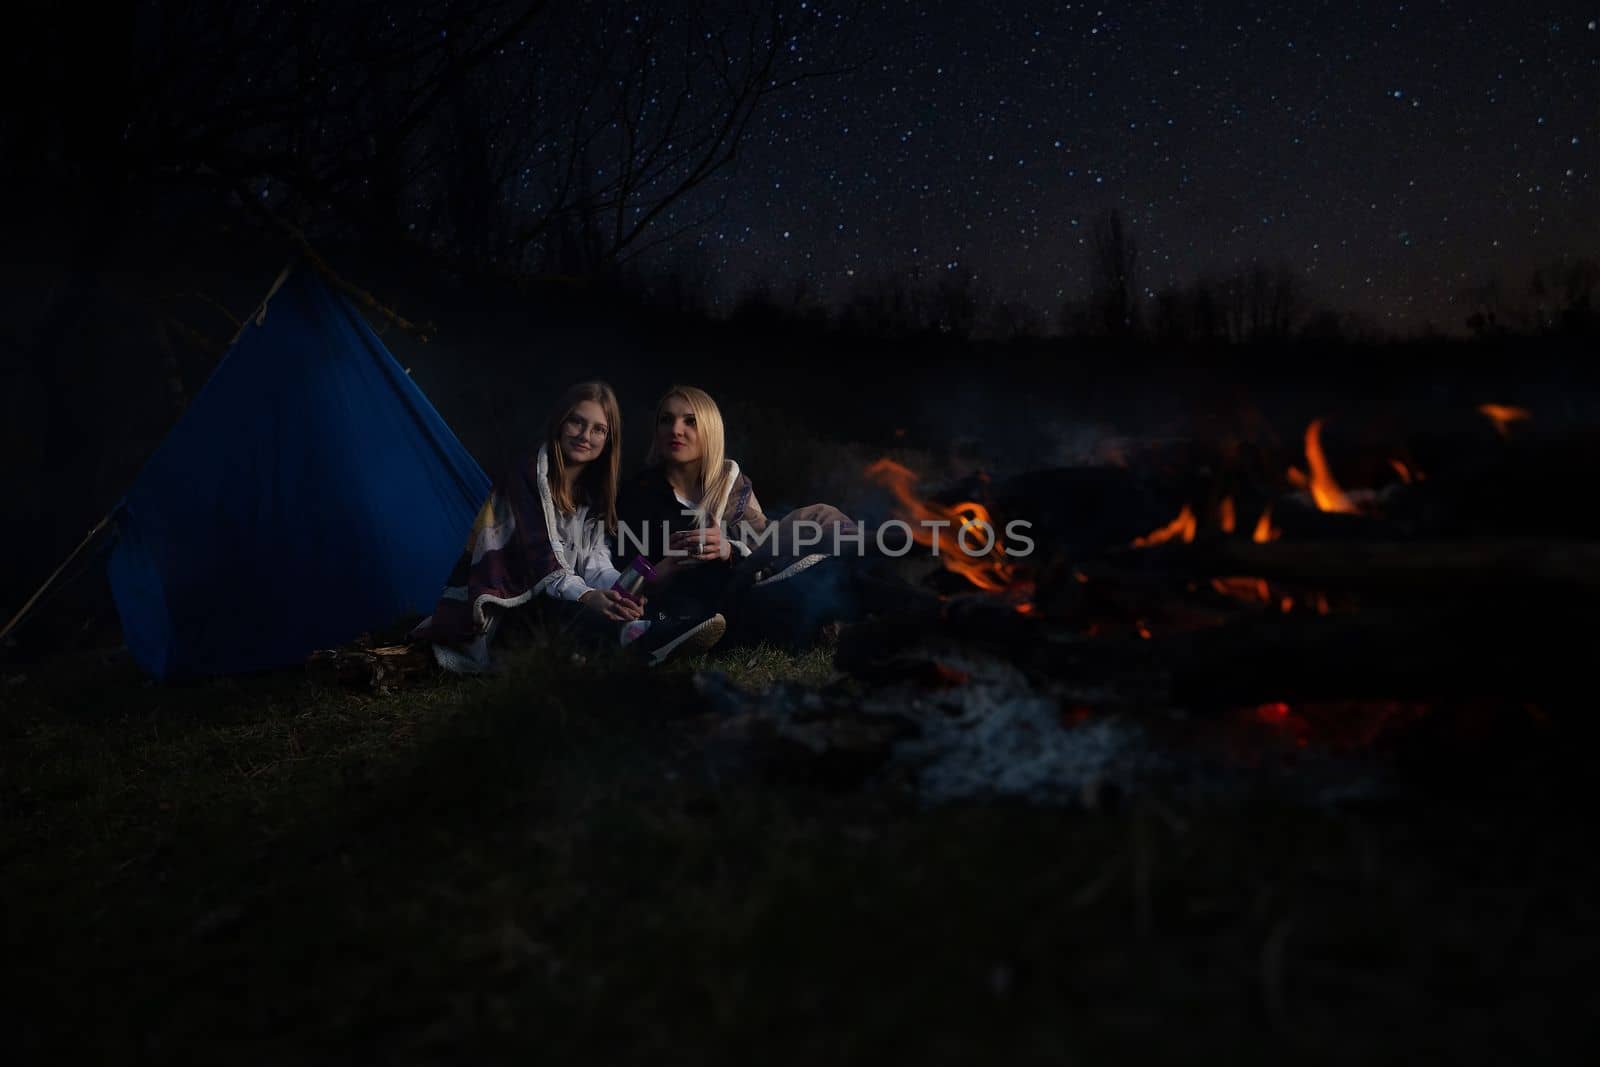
[105,265,489,678]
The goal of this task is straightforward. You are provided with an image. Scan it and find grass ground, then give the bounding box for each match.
[3,634,1595,1065]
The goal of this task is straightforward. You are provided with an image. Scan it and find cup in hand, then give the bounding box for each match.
[612,554,658,604]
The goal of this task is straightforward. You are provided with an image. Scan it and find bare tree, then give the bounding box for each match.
[1149,265,1308,346]
[1462,276,1516,338]
[17,2,860,278]
[1150,285,1190,344]
[623,245,718,318]
[1189,276,1223,342]
[491,2,862,273]
[1087,208,1139,338]
[928,267,984,339]
[979,297,1044,342]
[838,271,931,338]
[1246,262,1303,341]
[1530,257,1599,335]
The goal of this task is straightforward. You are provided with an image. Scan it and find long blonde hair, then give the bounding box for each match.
[645,384,738,526]
[547,381,621,530]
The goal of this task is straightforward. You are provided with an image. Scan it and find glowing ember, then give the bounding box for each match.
[1242,700,1432,751]
[864,458,1017,592]
[1132,504,1197,547]
[1211,576,1271,603]
[1251,505,1281,543]
[927,662,972,687]
[1389,458,1418,484]
[1477,403,1531,439]
[1255,701,1292,723]
[1304,418,1361,514]
[1061,706,1094,727]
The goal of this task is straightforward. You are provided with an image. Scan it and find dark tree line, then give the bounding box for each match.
[701,206,1598,347]
[693,208,1371,346]
[1065,209,1367,345]
[1461,258,1600,339]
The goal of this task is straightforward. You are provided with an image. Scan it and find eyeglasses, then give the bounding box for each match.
[563,415,609,440]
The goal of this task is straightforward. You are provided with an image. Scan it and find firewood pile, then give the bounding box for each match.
[694,405,1595,806]
[307,635,434,693]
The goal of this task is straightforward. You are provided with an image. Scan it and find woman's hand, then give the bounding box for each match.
[579,588,645,621]
[669,524,731,562]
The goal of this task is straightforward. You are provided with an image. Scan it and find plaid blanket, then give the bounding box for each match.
[411,445,574,668]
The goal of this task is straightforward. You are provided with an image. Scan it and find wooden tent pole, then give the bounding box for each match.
[0,513,115,645]
[231,182,432,340]
[231,263,293,346]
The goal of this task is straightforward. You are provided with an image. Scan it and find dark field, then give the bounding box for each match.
[5,628,1596,1064]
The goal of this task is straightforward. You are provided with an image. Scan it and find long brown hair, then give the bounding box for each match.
[546,381,621,530]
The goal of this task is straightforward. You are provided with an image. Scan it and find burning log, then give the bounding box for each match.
[1389,427,1600,539]
[1141,606,1596,708]
[990,466,1169,555]
[836,577,1594,713]
[1030,593,1594,708]
[1096,538,1600,593]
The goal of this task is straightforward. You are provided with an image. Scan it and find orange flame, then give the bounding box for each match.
[864,459,1015,591]
[1304,419,1360,514]
[1132,504,1197,547]
[1252,505,1281,543]
[1388,458,1415,484]
[1477,403,1530,439]
[1218,496,1236,534]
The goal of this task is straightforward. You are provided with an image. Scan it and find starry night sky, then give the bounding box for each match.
[688,0,1597,332]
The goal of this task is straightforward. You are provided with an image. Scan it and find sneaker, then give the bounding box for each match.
[753,552,829,588]
[628,613,727,665]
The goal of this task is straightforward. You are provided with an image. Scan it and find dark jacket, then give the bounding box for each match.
[614,464,757,617]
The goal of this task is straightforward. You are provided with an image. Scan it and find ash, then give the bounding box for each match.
[881,653,1157,807]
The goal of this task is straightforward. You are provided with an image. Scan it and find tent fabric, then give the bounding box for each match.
[106,265,489,678]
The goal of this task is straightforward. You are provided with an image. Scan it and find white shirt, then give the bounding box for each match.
[547,504,623,602]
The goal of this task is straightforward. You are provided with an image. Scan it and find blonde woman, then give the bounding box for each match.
[616,385,858,644]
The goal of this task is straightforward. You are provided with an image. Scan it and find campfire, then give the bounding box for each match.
[699,402,1587,806]
[861,412,1400,632]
